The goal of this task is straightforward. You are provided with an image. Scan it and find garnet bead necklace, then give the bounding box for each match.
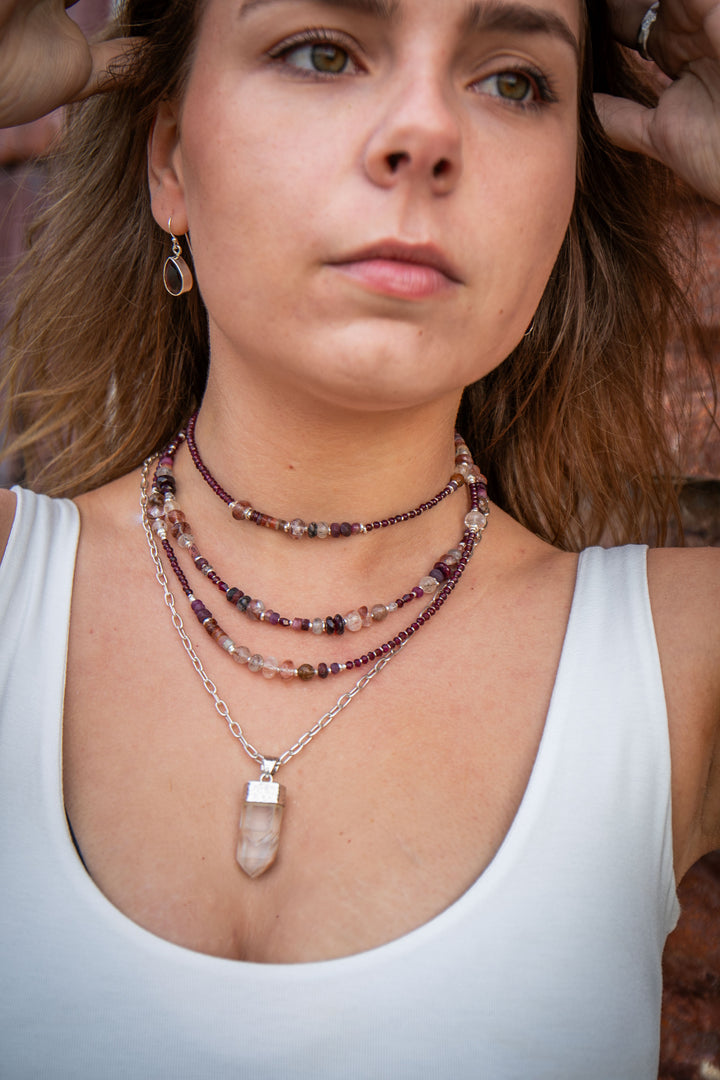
[184,409,476,539]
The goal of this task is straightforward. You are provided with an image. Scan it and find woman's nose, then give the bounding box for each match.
[363,77,463,195]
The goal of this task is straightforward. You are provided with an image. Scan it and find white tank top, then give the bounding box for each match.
[0,487,679,1079]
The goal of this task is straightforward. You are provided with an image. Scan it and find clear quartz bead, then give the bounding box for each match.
[311,618,324,635]
[262,657,279,679]
[248,654,264,673]
[315,522,330,539]
[231,645,251,664]
[344,610,362,632]
[464,509,488,532]
[289,518,306,539]
[249,599,265,619]
[280,660,296,680]
[419,575,439,592]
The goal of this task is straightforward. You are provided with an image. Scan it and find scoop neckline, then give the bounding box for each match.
[33,488,586,975]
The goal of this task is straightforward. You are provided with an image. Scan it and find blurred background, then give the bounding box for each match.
[0,2,718,1075]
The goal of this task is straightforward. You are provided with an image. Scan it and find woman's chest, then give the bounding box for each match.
[61,515,577,963]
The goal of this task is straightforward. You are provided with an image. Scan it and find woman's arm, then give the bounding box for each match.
[0,0,135,128]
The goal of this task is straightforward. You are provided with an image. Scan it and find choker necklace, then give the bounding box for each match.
[140,432,490,878]
[185,410,475,539]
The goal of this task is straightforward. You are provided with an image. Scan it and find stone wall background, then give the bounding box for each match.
[0,5,718,1073]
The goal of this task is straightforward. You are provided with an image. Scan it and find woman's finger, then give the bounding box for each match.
[73,37,141,102]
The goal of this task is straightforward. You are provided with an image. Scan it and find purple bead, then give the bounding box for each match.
[334,614,345,636]
[429,568,445,583]
[301,619,311,631]
[318,663,329,679]
[292,618,303,631]
[361,655,369,664]
[340,522,352,537]
[351,523,361,534]
[330,523,341,538]
[402,593,414,604]
[191,600,204,613]
[226,587,240,604]
[412,586,424,598]
[325,616,335,635]
[330,662,341,675]
[267,612,280,625]
[381,644,391,654]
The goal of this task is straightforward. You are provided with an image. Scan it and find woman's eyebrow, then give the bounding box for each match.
[238,0,399,19]
[462,0,579,58]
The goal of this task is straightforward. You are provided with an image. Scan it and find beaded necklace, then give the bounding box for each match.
[185,410,476,539]
[153,434,468,635]
[141,427,490,878]
[148,435,488,682]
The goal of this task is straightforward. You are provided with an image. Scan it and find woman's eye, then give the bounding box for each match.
[474,70,540,105]
[279,41,357,75]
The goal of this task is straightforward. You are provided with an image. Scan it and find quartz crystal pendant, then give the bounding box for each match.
[236,760,286,878]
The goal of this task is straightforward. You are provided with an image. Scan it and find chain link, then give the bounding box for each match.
[140,458,405,774]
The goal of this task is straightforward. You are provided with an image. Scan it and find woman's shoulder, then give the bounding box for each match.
[647,545,720,648]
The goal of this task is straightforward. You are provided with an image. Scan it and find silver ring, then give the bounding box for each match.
[637,1,659,61]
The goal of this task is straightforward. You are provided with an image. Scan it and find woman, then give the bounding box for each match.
[0,0,718,1075]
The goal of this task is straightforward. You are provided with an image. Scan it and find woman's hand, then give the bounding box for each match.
[597,0,720,203]
[0,0,135,128]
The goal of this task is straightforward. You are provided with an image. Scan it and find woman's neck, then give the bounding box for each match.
[195,364,464,528]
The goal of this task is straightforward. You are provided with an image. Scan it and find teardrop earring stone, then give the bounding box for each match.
[163,255,193,297]
[236,777,286,878]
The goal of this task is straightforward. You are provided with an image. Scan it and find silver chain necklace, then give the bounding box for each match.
[140,457,406,878]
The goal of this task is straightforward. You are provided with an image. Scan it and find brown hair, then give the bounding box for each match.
[0,0,708,548]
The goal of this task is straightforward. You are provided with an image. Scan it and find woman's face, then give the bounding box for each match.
[150,0,581,414]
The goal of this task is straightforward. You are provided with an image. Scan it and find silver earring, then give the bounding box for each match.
[163,218,193,296]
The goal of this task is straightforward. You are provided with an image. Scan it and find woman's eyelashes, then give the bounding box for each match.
[268,30,365,76]
[266,29,558,108]
[471,67,558,107]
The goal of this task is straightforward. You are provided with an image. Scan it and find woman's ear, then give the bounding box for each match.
[148,99,188,233]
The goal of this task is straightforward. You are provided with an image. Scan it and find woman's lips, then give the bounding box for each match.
[332,257,456,299]
[328,241,462,300]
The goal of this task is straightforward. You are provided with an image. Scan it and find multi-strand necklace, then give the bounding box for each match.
[141,422,489,878]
